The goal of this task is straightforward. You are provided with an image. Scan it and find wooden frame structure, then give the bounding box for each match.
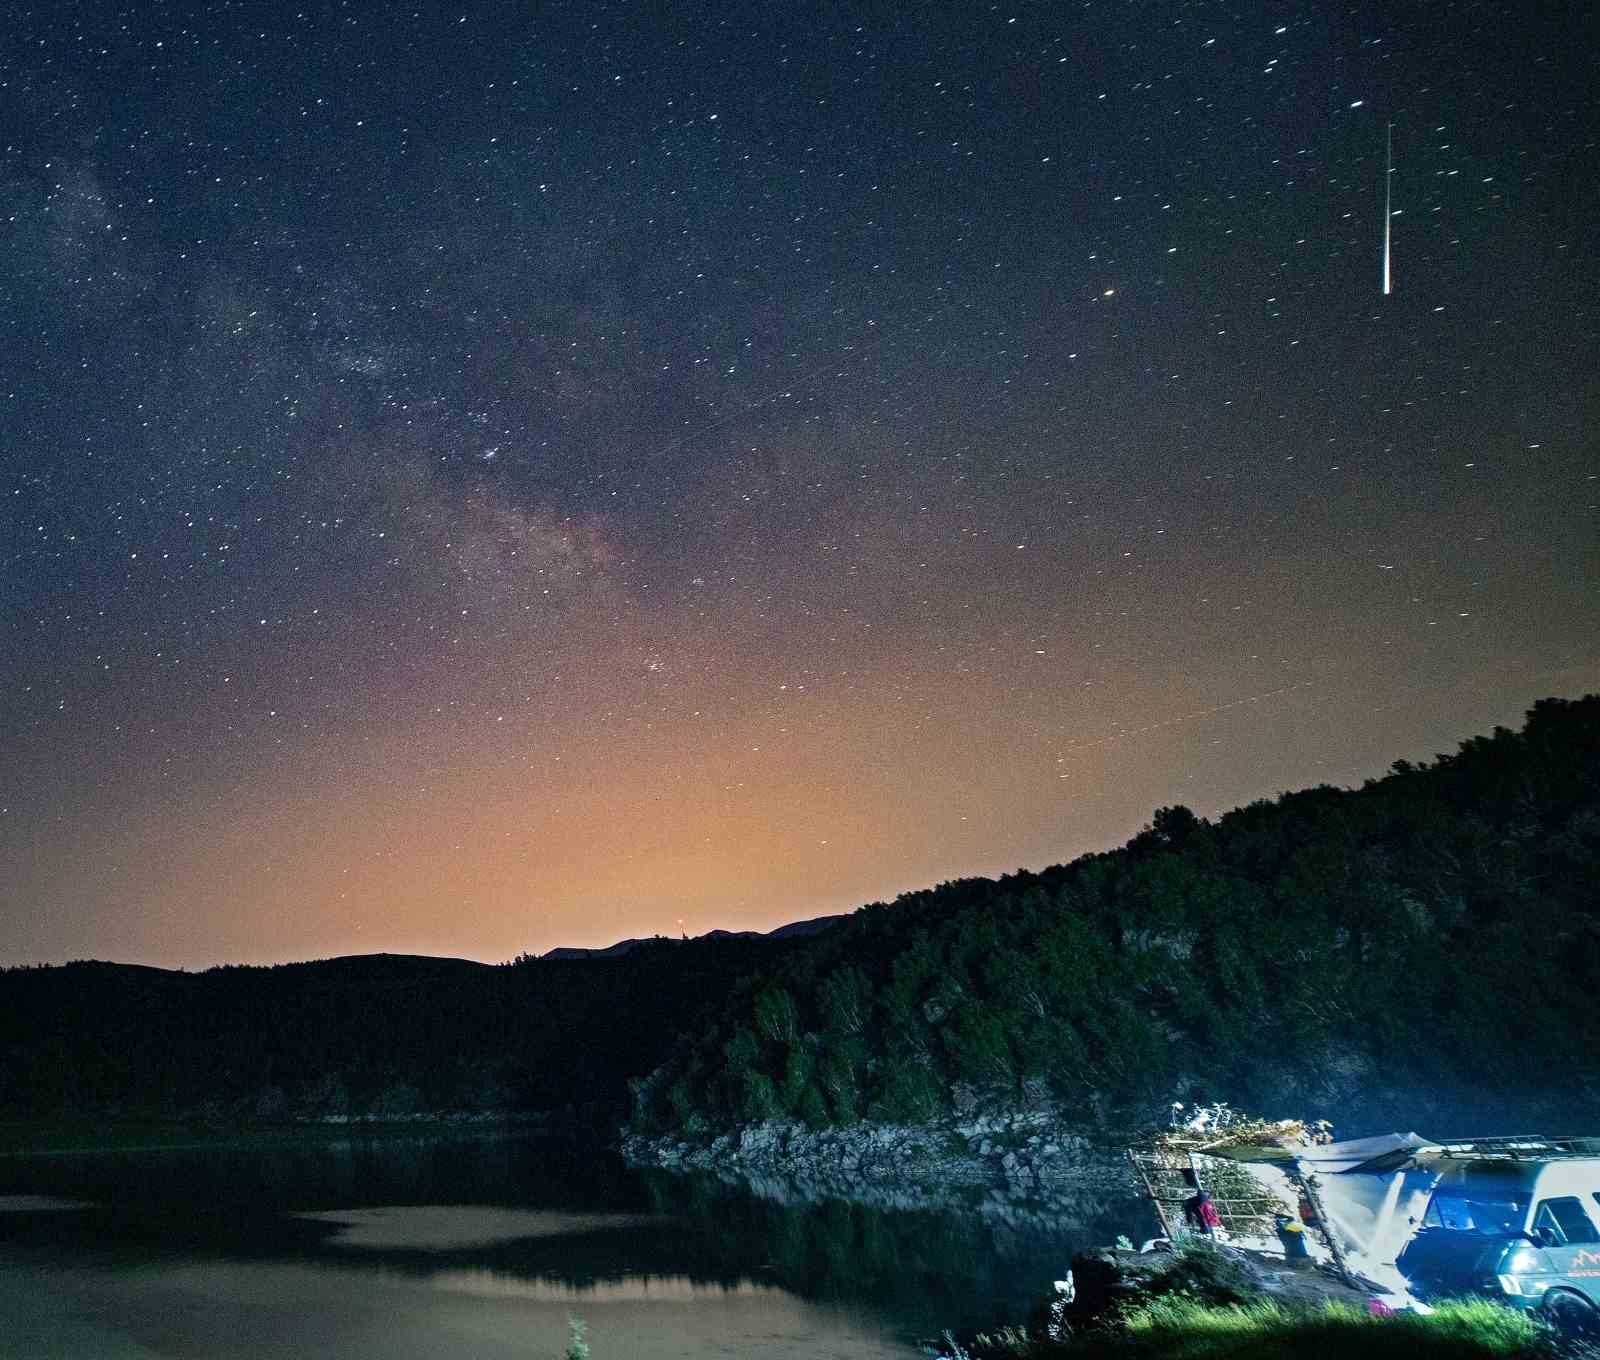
[1127,1143,1285,1241]
[1128,1139,1356,1282]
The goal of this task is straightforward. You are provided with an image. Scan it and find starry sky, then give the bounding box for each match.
[3,0,1597,969]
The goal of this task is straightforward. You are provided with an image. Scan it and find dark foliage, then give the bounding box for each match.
[632,696,1600,1134]
[0,936,805,1123]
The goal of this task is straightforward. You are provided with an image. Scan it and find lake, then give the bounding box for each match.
[0,1129,1151,1357]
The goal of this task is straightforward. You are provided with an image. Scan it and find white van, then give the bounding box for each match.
[1396,1151,1600,1333]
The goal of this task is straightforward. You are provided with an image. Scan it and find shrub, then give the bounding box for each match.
[564,1315,589,1360]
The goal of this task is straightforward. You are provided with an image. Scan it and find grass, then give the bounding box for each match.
[956,1297,1562,1360]
[1094,1297,1547,1360]
[949,1244,1586,1360]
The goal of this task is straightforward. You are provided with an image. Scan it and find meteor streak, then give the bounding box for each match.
[1383,122,1393,296]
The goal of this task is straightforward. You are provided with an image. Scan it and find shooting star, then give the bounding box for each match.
[1383,122,1393,296]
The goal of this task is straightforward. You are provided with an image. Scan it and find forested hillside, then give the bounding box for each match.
[631,696,1600,1136]
[0,936,801,1123]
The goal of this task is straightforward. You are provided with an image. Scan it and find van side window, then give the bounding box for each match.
[1533,1197,1600,1247]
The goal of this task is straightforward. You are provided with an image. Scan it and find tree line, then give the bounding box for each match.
[0,937,795,1124]
[630,696,1600,1136]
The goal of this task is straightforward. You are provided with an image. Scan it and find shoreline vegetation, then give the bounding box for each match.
[952,1296,1571,1360]
[0,1113,567,1160]
[934,1244,1589,1360]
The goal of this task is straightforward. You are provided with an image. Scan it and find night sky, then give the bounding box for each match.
[3,1,1597,969]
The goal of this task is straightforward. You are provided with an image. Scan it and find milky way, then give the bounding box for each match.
[3,2,1597,967]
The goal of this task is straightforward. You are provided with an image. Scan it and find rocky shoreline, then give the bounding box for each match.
[621,1108,1151,1226]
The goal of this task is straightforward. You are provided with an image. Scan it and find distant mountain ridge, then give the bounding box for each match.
[0,912,849,1124]
[542,914,845,960]
[34,917,847,976]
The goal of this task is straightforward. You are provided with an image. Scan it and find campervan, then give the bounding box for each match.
[1126,1126,1600,1331]
[1396,1152,1600,1331]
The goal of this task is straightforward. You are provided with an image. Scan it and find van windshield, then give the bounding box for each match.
[1422,1190,1530,1235]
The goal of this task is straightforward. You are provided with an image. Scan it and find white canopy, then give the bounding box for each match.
[1297,1131,1439,1175]
[1293,1133,1442,1288]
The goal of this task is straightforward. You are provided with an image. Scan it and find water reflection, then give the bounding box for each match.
[0,1195,92,1212]
[428,1268,785,1301]
[0,1131,1150,1355]
[1,1256,916,1360]
[299,1205,656,1250]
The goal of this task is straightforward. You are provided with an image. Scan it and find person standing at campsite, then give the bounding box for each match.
[1275,1211,1312,1267]
[1183,1188,1221,1239]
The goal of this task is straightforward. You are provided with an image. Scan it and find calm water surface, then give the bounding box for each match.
[0,1131,1148,1358]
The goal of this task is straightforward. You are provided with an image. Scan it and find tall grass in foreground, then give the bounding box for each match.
[953,1297,1572,1360]
[1108,1297,1546,1360]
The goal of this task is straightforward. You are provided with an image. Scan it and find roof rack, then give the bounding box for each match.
[1428,1134,1600,1163]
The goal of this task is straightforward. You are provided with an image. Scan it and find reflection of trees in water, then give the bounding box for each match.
[0,1137,1146,1338]
[636,1169,1151,1330]
[1,1131,637,1216]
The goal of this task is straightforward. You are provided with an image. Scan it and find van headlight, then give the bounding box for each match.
[1495,1245,1552,1295]
[1506,1246,1547,1273]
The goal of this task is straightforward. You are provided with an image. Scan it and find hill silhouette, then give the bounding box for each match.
[630,695,1600,1137]
[3,698,1596,1136]
[0,932,807,1123]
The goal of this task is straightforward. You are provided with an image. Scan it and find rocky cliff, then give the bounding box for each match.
[622,1106,1150,1229]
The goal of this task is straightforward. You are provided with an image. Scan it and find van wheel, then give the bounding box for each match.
[1542,1290,1600,1337]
